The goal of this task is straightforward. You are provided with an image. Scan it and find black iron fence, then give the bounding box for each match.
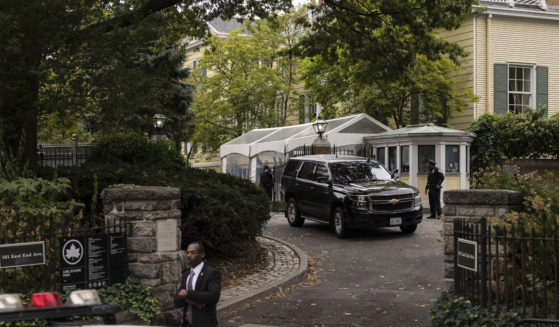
[0,218,128,294]
[289,143,371,158]
[37,135,91,167]
[454,218,559,320]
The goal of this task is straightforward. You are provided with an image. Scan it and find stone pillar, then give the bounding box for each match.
[312,137,331,155]
[441,189,523,286]
[103,186,185,326]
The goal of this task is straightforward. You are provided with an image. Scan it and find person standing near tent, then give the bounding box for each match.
[259,160,274,200]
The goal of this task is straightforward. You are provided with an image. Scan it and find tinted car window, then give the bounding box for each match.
[298,162,316,180]
[330,162,393,184]
[283,160,300,178]
[315,164,329,181]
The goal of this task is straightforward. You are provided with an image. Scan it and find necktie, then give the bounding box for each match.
[186,269,195,324]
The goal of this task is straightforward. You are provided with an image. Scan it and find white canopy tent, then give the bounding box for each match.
[220,113,391,185]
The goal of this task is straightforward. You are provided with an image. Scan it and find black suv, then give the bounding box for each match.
[280,155,422,238]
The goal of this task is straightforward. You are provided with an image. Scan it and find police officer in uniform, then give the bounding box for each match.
[425,159,445,219]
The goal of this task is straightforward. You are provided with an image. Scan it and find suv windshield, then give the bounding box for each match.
[330,162,394,184]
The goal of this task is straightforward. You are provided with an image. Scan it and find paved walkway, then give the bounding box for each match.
[217,232,308,315]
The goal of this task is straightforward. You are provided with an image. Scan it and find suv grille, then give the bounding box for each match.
[372,193,413,201]
[371,201,412,212]
[369,194,413,213]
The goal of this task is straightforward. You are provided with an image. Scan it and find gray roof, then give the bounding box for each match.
[477,0,559,13]
[364,123,476,140]
[208,18,246,34]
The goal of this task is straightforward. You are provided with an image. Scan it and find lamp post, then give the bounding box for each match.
[152,114,172,141]
[311,115,331,154]
[312,115,328,139]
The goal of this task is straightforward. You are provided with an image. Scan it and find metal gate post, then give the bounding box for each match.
[481,217,488,308]
[454,219,460,295]
[71,134,78,166]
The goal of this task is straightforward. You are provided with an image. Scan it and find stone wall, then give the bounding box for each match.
[103,186,185,326]
[441,189,523,285]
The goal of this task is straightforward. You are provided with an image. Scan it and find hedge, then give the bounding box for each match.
[469,108,559,174]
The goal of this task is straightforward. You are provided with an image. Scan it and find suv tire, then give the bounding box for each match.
[400,224,417,234]
[286,198,304,227]
[333,207,349,239]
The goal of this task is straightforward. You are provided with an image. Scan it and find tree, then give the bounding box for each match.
[189,7,309,153]
[0,0,291,168]
[296,0,478,126]
[84,44,195,151]
[299,53,477,127]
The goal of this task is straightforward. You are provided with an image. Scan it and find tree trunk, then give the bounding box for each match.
[1,52,41,171]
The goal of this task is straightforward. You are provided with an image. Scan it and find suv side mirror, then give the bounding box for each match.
[317,176,330,184]
[391,169,400,181]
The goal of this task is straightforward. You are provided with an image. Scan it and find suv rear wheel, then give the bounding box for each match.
[286,198,304,227]
[333,207,349,239]
[400,224,417,234]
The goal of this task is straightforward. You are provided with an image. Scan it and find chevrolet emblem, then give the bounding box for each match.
[389,199,399,205]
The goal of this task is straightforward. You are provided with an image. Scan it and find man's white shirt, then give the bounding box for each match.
[186,262,205,291]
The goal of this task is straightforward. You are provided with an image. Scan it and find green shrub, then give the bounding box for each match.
[473,165,559,230]
[98,275,161,324]
[0,177,84,235]
[0,177,85,293]
[47,132,270,256]
[178,167,269,254]
[469,109,559,174]
[431,291,519,327]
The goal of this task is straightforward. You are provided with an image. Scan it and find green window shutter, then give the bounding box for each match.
[536,66,548,117]
[494,64,508,114]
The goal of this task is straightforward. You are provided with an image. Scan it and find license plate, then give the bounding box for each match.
[390,217,402,226]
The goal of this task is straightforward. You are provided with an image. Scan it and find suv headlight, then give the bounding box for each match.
[349,194,368,210]
[413,193,421,207]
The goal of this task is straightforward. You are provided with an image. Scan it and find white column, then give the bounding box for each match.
[438,143,446,208]
[409,144,417,187]
[316,103,323,118]
[221,157,227,174]
[249,156,257,183]
[396,145,401,173]
[460,144,467,189]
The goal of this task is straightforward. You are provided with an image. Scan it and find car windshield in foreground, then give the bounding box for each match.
[330,162,394,184]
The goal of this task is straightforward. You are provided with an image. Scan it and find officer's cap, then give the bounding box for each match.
[427,159,436,164]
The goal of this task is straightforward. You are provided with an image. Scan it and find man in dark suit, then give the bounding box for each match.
[259,160,274,200]
[174,241,221,327]
[425,159,445,219]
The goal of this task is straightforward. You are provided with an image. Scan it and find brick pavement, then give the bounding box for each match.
[217,235,306,313]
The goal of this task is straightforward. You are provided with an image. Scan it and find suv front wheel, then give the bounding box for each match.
[286,198,304,227]
[333,207,349,239]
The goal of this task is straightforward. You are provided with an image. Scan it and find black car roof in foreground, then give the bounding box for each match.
[288,155,374,162]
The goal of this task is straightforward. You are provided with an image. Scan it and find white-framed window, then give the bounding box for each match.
[508,64,535,114]
[400,145,409,173]
[192,59,206,76]
[445,145,460,173]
